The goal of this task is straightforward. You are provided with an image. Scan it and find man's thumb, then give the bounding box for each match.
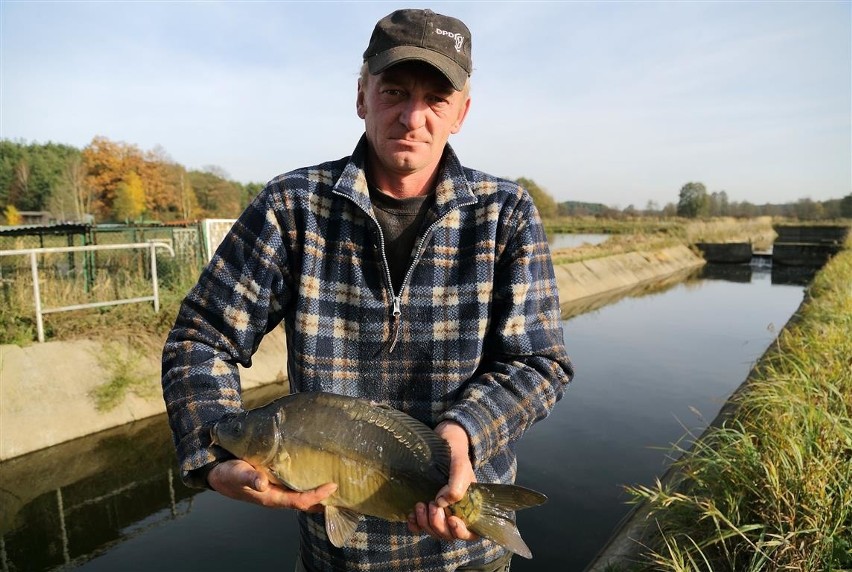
[241,466,266,492]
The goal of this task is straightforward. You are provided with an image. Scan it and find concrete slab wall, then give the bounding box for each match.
[0,328,288,461]
[554,245,704,307]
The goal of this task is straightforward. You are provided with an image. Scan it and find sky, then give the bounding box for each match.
[1,1,850,209]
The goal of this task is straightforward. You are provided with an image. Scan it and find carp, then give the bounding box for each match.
[210,391,546,558]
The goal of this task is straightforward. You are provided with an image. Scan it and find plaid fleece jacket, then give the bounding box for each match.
[162,135,573,571]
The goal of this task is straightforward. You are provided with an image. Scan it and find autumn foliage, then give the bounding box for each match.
[1,136,261,223]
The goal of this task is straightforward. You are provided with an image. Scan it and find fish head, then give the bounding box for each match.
[210,409,281,463]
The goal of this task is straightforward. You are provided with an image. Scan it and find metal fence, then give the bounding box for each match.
[0,221,241,343]
[0,242,175,342]
[0,223,210,284]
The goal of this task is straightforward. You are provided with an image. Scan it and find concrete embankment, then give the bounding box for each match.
[0,245,704,462]
[0,328,289,461]
[553,244,704,308]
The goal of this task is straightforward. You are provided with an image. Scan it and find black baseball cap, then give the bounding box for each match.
[363,9,472,91]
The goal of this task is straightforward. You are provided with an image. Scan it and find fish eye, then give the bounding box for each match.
[233,421,243,434]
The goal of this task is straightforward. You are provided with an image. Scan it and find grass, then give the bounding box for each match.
[545,217,684,236]
[0,251,196,411]
[545,217,776,265]
[0,253,195,345]
[623,232,852,571]
[682,217,776,252]
[89,338,160,411]
[550,233,682,265]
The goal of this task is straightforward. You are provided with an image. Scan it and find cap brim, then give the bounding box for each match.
[367,46,468,91]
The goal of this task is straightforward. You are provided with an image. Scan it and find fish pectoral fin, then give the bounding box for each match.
[324,505,361,548]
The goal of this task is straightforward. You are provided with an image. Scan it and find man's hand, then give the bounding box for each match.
[407,421,480,542]
[208,459,337,512]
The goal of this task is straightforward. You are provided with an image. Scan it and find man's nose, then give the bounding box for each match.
[399,98,428,130]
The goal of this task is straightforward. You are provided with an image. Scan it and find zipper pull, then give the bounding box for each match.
[388,297,402,353]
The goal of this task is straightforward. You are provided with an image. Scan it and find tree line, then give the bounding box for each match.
[2,138,849,225]
[529,180,850,220]
[0,137,263,225]
[673,181,851,220]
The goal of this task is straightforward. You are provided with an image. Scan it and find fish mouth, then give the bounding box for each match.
[210,425,219,446]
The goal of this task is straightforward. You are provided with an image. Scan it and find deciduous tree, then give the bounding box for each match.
[676,182,709,218]
[3,204,22,225]
[49,155,90,221]
[516,177,558,219]
[83,136,144,221]
[113,171,146,223]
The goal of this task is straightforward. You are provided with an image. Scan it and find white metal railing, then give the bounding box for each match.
[0,242,175,343]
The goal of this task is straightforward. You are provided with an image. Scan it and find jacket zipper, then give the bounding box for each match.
[386,211,461,352]
[335,189,475,354]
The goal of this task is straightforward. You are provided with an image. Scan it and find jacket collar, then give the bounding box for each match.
[332,134,477,216]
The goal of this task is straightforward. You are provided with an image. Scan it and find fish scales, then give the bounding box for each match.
[211,391,547,558]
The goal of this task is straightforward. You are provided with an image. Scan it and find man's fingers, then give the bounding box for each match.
[293,482,338,512]
[209,460,338,512]
[435,482,465,508]
[447,515,477,541]
[246,469,267,492]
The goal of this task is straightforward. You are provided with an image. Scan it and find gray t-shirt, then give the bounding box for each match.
[369,186,434,292]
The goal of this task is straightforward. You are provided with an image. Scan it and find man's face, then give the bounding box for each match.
[357,61,471,181]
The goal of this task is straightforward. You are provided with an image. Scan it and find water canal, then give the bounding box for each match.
[548,233,609,249]
[0,262,812,572]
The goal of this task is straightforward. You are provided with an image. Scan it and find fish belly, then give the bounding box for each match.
[273,447,440,523]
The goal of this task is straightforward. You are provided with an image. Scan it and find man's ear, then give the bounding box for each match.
[356,80,367,119]
[450,96,471,135]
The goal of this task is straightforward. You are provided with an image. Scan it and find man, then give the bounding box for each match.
[162,8,573,572]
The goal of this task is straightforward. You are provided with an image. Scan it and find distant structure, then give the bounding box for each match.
[17,211,54,225]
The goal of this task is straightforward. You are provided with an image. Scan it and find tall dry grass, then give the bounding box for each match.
[684,217,776,251]
[0,251,196,345]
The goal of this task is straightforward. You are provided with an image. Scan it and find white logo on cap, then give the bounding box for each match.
[436,28,464,53]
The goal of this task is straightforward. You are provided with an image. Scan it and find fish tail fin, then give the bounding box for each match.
[460,483,547,560]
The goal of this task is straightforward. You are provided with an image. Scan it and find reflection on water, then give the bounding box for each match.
[699,261,819,286]
[0,385,286,572]
[0,413,193,571]
[0,264,809,572]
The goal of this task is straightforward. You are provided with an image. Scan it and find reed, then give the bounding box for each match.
[625,232,852,571]
[683,217,776,252]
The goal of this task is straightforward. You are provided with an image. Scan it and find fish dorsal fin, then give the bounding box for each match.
[325,505,360,548]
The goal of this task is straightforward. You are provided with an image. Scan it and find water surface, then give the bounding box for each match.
[0,264,807,571]
[548,233,610,249]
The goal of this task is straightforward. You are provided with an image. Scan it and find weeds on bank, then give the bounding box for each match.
[89,338,160,411]
[625,234,852,571]
[545,217,684,236]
